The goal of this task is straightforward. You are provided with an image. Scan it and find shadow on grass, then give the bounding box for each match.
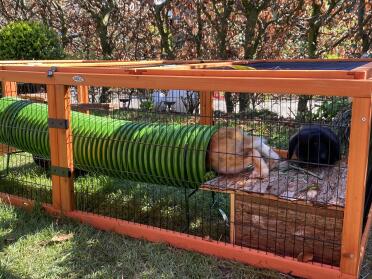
[0,203,50,250]
[0,266,21,279]
[0,158,230,243]
[0,153,52,204]
[0,178,51,204]
[74,174,230,242]
[0,203,285,279]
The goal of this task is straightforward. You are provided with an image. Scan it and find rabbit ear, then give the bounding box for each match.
[287,133,299,160]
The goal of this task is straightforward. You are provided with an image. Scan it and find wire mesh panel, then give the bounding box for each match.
[209,92,350,266]
[0,79,357,267]
[71,87,230,241]
[66,86,352,267]
[0,81,52,204]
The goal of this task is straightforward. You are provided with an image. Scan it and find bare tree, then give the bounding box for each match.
[176,1,205,58]
[357,0,372,56]
[294,0,357,117]
[75,0,119,59]
[148,0,175,59]
[0,0,36,22]
[0,0,369,73]
[37,0,74,48]
[201,0,234,59]
[237,0,295,112]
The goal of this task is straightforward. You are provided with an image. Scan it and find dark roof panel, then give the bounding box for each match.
[244,61,369,70]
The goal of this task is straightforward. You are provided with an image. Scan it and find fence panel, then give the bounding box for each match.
[0,63,371,279]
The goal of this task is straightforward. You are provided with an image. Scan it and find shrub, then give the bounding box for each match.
[0,21,64,60]
[313,98,351,121]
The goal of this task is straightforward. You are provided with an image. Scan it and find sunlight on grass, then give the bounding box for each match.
[0,152,230,242]
[0,203,286,279]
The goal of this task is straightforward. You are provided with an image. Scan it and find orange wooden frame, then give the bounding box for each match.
[1,70,371,97]
[340,98,371,275]
[1,80,17,96]
[0,59,372,279]
[0,193,354,279]
[199,91,213,125]
[2,58,371,79]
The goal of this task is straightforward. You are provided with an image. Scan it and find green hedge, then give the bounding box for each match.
[0,21,63,60]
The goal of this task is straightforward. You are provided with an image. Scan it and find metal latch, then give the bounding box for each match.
[50,166,71,177]
[47,66,57,77]
[48,118,69,129]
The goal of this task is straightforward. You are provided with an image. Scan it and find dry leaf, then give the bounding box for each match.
[49,233,73,244]
[4,237,15,243]
[297,252,314,263]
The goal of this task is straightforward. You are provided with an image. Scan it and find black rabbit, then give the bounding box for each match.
[287,126,341,166]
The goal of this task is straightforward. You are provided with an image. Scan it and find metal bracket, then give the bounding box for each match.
[50,166,71,177]
[47,66,57,78]
[48,118,69,129]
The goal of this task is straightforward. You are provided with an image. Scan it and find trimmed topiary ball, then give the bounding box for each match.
[0,21,64,60]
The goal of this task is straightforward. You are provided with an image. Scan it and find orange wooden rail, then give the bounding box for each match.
[1,70,372,97]
[0,193,354,279]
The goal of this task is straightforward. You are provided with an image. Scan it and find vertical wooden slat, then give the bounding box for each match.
[230,192,235,244]
[340,97,371,276]
[77,85,89,114]
[2,81,17,97]
[1,81,17,154]
[46,84,61,209]
[199,91,213,125]
[47,84,74,212]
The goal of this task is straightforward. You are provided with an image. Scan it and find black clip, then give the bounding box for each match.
[48,118,69,129]
[50,166,71,177]
[47,66,57,78]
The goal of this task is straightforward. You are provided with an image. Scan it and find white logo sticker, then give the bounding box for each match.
[72,75,84,83]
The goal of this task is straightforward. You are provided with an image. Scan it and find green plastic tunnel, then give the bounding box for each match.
[0,97,218,188]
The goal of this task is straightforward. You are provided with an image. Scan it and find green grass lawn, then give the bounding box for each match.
[0,202,288,279]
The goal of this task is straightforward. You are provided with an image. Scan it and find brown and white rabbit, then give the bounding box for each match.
[208,127,280,178]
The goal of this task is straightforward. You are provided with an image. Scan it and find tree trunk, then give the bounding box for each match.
[217,30,228,59]
[240,3,260,113]
[297,0,320,118]
[195,2,203,58]
[99,87,110,103]
[224,93,234,114]
[154,5,175,59]
[239,94,250,113]
[218,23,232,111]
[97,23,114,59]
[202,0,233,111]
[358,0,371,55]
[243,8,259,60]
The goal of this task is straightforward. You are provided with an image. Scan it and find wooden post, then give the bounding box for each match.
[77,85,89,114]
[340,97,371,276]
[230,192,235,244]
[2,81,17,97]
[1,81,18,154]
[47,84,74,212]
[199,91,213,125]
